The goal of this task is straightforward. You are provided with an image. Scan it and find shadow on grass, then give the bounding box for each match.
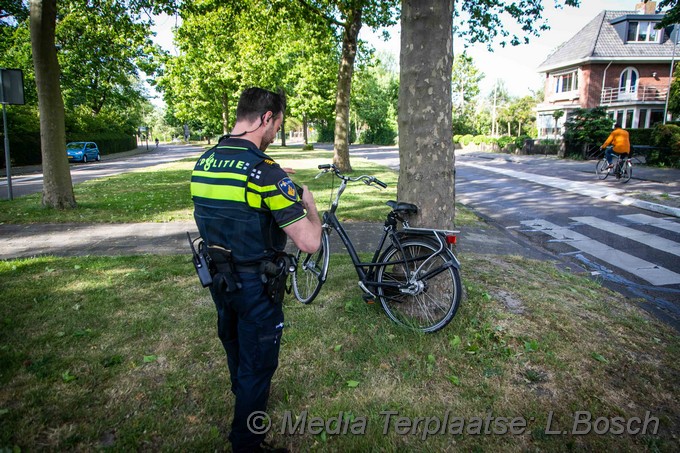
[0,253,678,450]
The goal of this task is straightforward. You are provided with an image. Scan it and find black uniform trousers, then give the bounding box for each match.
[209,272,284,452]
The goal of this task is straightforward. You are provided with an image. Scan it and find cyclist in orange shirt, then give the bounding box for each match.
[600,123,630,169]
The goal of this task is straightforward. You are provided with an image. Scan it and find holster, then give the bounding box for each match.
[260,252,297,304]
[207,245,242,293]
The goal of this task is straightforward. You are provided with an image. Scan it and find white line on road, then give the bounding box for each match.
[572,216,680,258]
[457,161,680,218]
[458,161,622,198]
[521,218,680,286]
[619,214,680,234]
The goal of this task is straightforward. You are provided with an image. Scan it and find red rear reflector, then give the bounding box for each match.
[445,234,457,245]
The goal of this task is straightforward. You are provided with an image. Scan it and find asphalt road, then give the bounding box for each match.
[0,143,203,200]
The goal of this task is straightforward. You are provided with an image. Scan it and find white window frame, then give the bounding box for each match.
[553,70,578,94]
[618,67,639,101]
[627,21,661,43]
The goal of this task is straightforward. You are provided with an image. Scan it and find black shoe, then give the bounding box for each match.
[254,441,289,453]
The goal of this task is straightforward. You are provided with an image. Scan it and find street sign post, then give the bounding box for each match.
[1,68,26,201]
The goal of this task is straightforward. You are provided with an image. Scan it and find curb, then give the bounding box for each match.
[605,194,680,218]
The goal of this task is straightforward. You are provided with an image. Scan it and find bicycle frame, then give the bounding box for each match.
[318,175,460,297]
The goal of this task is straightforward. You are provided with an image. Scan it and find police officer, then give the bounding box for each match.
[191,87,321,452]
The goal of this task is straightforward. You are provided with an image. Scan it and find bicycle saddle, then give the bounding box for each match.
[387,200,418,215]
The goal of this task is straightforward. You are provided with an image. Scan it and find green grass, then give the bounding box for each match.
[1,145,677,450]
[0,146,477,226]
[0,254,678,451]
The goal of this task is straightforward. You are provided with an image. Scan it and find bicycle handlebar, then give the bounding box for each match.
[316,163,387,189]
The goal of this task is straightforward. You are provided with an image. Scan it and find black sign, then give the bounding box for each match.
[0,69,25,105]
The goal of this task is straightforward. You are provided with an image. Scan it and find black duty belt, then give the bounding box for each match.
[234,263,262,274]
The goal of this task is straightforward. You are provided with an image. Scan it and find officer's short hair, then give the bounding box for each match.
[236,87,286,122]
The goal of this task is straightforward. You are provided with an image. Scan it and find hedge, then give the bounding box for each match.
[0,132,136,168]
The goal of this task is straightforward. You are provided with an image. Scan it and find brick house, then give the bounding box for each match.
[535,1,677,138]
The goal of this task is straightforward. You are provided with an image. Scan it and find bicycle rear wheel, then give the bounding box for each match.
[595,158,610,180]
[292,230,330,304]
[620,160,632,183]
[375,238,461,333]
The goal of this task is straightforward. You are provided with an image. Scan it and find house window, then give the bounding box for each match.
[619,67,639,100]
[625,109,635,129]
[650,109,665,126]
[554,71,578,93]
[627,21,660,42]
[638,109,648,128]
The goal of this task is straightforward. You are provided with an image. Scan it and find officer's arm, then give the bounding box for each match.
[283,186,322,253]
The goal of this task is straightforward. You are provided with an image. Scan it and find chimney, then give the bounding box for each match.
[635,1,657,14]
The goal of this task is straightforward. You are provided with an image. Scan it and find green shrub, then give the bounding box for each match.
[358,126,397,145]
[628,128,654,146]
[0,131,135,168]
[67,132,136,156]
[1,131,41,167]
[302,143,314,151]
[315,122,335,143]
[497,136,515,148]
[461,134,474,146]
[650,124,680,167]
[515,135,532,148]
[563,107,612,158]
[453,134,462,144]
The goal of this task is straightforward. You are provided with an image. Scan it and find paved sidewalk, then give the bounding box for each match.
[0,221,537,260]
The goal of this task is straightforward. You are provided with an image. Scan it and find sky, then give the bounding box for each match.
[150,1,653,103]
[360,0,651,98]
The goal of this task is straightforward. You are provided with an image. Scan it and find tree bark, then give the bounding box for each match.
[332,8,362,172]
[221,92,229,134]
[280,113,287,147]
[30,0,76,209]
[303,114,308,144]
[398,0,454,228]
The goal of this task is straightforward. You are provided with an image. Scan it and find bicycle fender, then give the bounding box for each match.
[392,233,461,269]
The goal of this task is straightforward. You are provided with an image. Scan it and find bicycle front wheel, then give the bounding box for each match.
[375,239,461,333]
[596,158,610,180]
[621,160,632,183]
[292,230,330,304]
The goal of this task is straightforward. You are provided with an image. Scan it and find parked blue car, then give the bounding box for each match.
[66,142,100,163]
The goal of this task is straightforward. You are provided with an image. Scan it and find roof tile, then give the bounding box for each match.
[537,10,677,71]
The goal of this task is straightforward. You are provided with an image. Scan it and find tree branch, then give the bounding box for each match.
[295,0,345,28]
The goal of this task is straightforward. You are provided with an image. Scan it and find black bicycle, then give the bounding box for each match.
[291,164,462,333]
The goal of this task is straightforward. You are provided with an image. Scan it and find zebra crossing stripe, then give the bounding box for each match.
[457,161,680,219]
[572,216,680,258]
[619,214,680,234]
[521,219,680,286]
[457,162,622,198]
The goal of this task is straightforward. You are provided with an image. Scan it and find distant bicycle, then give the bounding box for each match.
[291,164,462,333]
[595,151,632,183]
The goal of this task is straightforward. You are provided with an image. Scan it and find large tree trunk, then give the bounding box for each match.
[398,0,454,228]
[30,0,76,209]
[332,8,362,172]
[221,92,229,134]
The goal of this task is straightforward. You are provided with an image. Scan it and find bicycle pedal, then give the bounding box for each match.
[362,294,375,304]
